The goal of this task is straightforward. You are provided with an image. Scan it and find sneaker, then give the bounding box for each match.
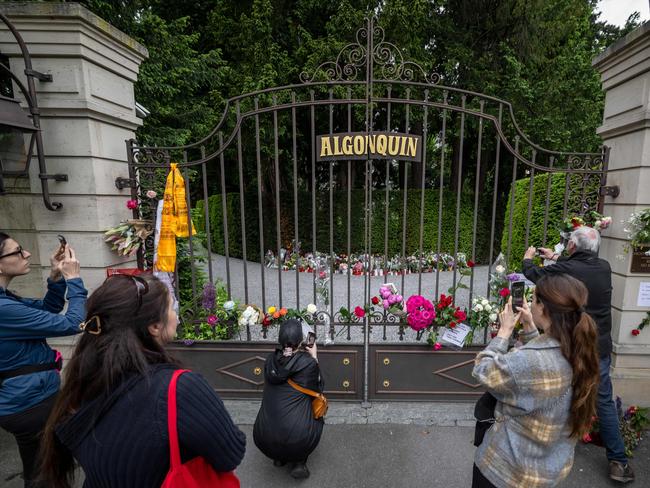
[609,461,635,483]
[290,462,310,479]
[272,460,286,467]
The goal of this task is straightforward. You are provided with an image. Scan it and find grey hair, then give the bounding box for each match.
[569,226,600,253]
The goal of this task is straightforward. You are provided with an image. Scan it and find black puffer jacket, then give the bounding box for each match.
[253,350,324,463]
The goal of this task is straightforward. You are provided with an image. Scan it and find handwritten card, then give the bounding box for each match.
[440,322,472,348]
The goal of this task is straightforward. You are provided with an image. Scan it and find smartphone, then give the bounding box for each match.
[306,332,316,347]
[57,235,67,253]
[511,281,526,310]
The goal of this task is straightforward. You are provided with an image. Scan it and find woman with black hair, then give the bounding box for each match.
[0,232,86,488]
[39,274,246,488]
[253,319,324,479]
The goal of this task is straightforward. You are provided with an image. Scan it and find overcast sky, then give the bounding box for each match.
[598,0,649,26]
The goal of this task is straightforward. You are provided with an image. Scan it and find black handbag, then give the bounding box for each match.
[473,392,497,447]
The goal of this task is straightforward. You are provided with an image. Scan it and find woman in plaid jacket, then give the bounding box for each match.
[472,274,599,488]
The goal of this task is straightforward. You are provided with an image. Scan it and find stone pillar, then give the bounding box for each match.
[0,2,148,296]
[593,23,650,406]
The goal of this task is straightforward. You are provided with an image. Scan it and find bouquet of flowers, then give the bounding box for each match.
[623,208,650,255]
[405,295,436,333]
[558,211,612,235]
[104,220,152,257]
[178,282,240,341]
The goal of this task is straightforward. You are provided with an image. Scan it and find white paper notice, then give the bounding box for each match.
[440,322,472,348]
[637,282,650,307]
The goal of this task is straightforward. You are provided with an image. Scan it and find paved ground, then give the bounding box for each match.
[2,401,647,487]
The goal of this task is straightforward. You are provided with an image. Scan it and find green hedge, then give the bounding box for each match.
[500,173,586,265]
[194,189,491,262]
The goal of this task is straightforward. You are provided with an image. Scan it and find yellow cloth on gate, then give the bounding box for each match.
[155,163,196,272]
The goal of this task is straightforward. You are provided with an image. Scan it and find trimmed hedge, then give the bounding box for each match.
[500,173,586,265]
[194,189,491,262]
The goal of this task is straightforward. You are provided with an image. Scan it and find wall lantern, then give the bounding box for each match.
[0,12,67,210]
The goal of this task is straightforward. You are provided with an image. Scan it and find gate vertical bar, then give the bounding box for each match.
[597,147,611,214]
[292,93,300,310]
[219,133,231,299]
[542,157,555,246]
[469,101,484,307]
[254,98,266,313]
[384,85,392,287]
[452,96,467,301]
[506,137,520,265]
[417,90,429,295]
[401,90,410,299]
[273,95,283,308]
[346,87,352,340]
[200,146,214,284]
[524,151,537,250]
[235,102,249,319]
[311,90,317,305]
[436,92,448,299]
[328,89,335,338]
[182,152,197,304]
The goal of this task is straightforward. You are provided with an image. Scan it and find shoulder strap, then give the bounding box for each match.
[167,368,191,470]
[287,378,320,398]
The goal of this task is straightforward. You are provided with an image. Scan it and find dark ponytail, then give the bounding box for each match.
[39,274,179,488]
[536,274,599,439]
[0,232,10,254]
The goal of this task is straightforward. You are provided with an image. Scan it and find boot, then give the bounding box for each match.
[290,462,310,479]
[609,461,635,483]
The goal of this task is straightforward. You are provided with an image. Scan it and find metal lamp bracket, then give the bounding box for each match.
[600,186,620,198]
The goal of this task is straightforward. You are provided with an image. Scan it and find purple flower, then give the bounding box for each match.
[507,273,519,282]
[201,283,216,310]
[183,339,195,346]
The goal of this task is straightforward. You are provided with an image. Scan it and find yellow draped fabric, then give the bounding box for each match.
[155,163,196,272]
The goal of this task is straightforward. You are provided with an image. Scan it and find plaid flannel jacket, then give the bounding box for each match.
[473,330,575,488]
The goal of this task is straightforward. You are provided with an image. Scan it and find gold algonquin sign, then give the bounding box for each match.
[316,132,422,162]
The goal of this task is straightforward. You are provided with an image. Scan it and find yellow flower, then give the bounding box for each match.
[268,306,276,314]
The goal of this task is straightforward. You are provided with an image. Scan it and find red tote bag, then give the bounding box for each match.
[160,369,240,488]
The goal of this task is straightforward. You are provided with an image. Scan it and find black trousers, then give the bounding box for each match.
[0,394,57,488]
[472,463,498,488]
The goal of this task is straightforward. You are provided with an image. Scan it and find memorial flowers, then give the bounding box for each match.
[631,312,650,337]
[104,220,152,257]
[622,208,650,255]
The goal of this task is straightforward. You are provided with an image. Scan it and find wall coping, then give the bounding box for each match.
[593,21,650,68]
[0,1,148,59]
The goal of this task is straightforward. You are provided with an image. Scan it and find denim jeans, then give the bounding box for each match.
[597,355,627,464]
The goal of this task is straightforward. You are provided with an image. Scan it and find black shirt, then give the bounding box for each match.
[523,250,613,357]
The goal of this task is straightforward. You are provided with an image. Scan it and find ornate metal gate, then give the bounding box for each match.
[123,17,613,403]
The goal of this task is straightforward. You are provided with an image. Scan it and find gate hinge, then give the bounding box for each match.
[115,177,137,190]
[600,185,620,198]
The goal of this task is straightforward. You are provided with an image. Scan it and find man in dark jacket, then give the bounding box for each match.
[522,226,634,484]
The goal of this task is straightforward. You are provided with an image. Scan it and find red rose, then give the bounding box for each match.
[631,329,641,336]
[354,306,365,318]
[371,296,380,305]
[499,288,510,298]
[467,260,475,268]
[449,321,457,329]
[454,309,467,321]
[262,316,271,327]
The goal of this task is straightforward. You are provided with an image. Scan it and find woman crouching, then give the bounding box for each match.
[254,319,324,479]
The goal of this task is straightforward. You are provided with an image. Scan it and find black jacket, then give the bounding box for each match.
[253,350,324,463]
[55,364,246,488]
[522,250,613,357]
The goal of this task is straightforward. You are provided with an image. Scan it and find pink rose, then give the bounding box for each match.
[383,299,390,309]
[126,199,138,210]
[207,315,218,326]
[433,343,442,351]
[146,190,157,199]
[354,306,365,318]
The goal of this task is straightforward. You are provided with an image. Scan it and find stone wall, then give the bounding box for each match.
[593,22,650,405]
[0,2,147,296]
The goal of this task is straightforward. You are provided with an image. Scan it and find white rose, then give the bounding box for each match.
[481,299,489,306]
[306,303,317,314]
[474,304,483,312]
[495,265,505,274]
[238,316,247,326]
[223,301,235,311]
[489,313,498,322]
[484,304,492,312]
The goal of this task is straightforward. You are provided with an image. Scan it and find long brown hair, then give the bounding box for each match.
[40,274,179,488]
[535,274,599,439]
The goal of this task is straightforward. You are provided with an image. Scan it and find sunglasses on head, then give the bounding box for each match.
[106,274,150,310]
[0,246,27,260]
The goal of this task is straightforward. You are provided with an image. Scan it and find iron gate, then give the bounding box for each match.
[124,17,612,403]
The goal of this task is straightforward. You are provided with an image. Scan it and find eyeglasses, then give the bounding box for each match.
[0,246,27,260]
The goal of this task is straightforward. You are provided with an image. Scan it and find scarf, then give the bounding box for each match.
[155,163,195,272]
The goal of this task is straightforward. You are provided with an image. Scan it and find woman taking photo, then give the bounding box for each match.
[0,232,86,488]
[40,274,246,488]
[472,273,599,488]
[254,319,324,479]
